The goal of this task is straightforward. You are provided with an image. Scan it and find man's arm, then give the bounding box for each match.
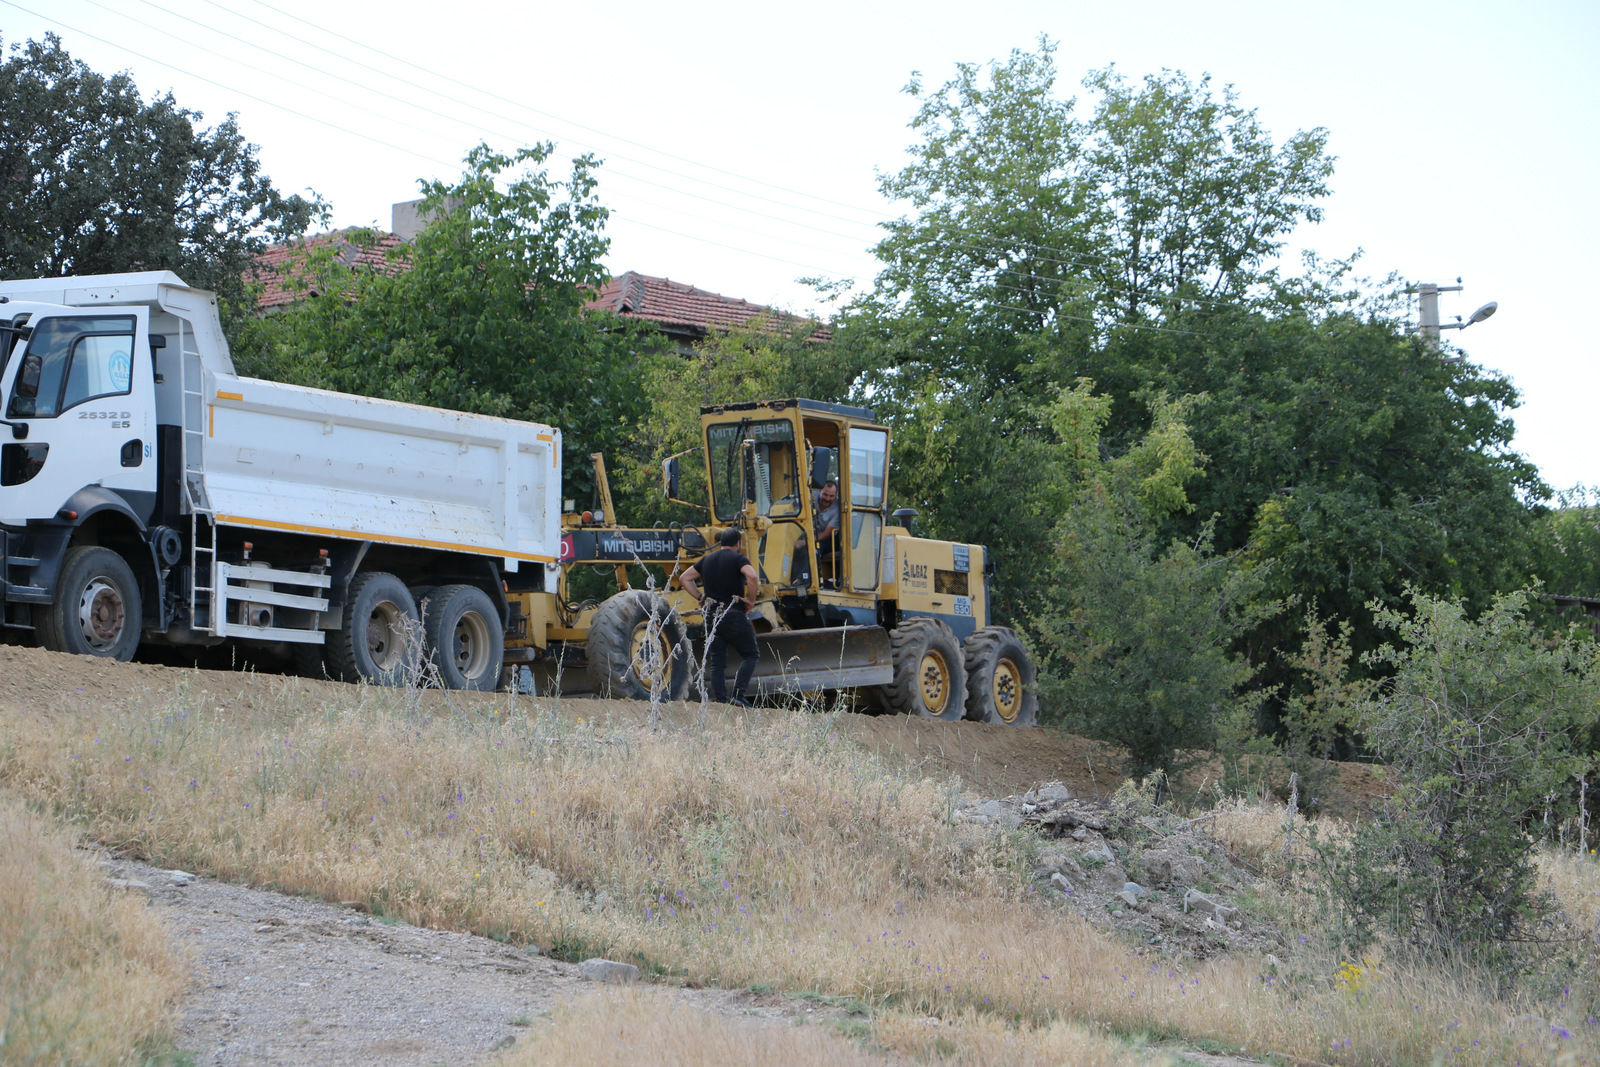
[680,566,704,604]
[740,563,759,609]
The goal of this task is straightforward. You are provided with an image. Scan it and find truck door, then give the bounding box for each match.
[844,427,889,592]
[0,309,156,525]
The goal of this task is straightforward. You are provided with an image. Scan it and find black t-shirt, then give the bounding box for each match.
[697,548,752,605]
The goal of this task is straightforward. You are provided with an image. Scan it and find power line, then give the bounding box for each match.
[0,0,461,170]
[232,0,894,223]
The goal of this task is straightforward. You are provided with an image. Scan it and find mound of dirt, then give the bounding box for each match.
[0,643,1381,819]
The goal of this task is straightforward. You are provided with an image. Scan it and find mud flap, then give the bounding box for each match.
[744,625,894,696]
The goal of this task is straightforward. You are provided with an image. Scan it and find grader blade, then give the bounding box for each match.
[743,625,894,696]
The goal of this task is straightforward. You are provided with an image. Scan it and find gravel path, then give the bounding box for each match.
[102,856,821,1065]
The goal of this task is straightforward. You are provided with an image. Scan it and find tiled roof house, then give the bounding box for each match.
[252,199,828,344]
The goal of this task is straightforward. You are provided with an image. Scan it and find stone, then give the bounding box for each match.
[1037,782,1071,802]
[975,800,1009,819]
[106,878,152,892]
[1140,849,1204,888]
[1090,864,1129,894]
[1122,881,1147,898]
[491,1035,517,1051]
[1182,888,1239,925]
[1050,872,1073,894]
[167,870,196,886]
[580,958,640,984]
[1083,845,1116,866]
[1116,890,1140,908]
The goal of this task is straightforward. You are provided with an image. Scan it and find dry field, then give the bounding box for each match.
[0,644,1595,1064]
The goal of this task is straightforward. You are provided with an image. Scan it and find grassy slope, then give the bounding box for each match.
[0,661,1594,1065]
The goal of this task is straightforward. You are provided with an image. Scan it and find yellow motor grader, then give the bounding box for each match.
[505,398,1036,725]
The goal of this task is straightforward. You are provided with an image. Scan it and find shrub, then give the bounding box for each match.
[1321,588,1600,963]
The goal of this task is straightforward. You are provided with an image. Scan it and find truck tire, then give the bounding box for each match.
[325,572,418,686]
[882,617,966,720]
[292,643,329,680]
[420,584,503,692]
[586,590,689,701]
[963,626,1037,726]
[37,546,143,661]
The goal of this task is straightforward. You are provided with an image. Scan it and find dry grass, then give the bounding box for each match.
[871,1010,1164,1066]
[500,989,879,1066]
[0,795,188,1065]
[1,678,1595,1065]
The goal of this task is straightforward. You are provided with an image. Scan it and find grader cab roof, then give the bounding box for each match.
[699,398,876,421]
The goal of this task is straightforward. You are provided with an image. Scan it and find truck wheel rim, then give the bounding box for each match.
[366,601,407,671]
[992,657,1022,723]
[629,620,670,691]
[77,578,125,651]
[452,611,492,681]
[919,649,949,713]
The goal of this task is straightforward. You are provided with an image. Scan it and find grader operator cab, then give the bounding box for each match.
[511,399,1037,726]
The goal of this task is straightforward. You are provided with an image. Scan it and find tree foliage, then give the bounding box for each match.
[1030,381,1272,775]
[839,41,1544,743]
[0,33,317,306]
[1323,589,1598,961]
[232,143,646,501]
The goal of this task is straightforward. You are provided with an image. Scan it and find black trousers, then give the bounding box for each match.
[705,604,759,701]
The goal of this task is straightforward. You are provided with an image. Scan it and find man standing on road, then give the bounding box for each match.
[681,527,760,707]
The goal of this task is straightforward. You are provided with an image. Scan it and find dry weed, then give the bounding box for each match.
[499,989,877,1066]
[872,1009,1163,1066]
[1,682,1594,1065]
[0,795,188,1065]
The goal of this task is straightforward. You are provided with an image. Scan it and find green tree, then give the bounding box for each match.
[1030,381,1273,774]
[0,33,317,307]
[232,143,647,502]
[1323,589,1599,962]
[844,42,1542,710]
[614,315,862,525]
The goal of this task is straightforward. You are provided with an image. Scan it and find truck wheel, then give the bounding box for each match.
[963,626,1037,726]
[586,590,689,701]
[37,546,143,661]
[292,643,328,680]
[882,617,966,720]
[326,572,418,686]
[421,584,504,692]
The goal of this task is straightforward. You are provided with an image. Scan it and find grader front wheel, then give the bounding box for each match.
[585,590,690,701]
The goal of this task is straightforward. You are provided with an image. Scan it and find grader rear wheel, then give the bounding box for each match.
[963,626,1037,726]
[881,617,966,720]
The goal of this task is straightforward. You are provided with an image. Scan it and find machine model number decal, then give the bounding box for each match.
[954,596,972,616]
[80,410,133,428]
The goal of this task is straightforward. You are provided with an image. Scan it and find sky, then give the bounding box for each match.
[4,0,1597,489]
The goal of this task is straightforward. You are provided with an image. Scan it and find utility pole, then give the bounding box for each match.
[1413,280,1462,350]
[1407,278,1497,356]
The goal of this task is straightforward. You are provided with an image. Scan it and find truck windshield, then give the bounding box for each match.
[706,419,800,522]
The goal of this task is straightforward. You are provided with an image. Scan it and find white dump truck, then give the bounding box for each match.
[0,271,561,689]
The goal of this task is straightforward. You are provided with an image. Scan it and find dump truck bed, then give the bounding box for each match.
[202,376,563,569]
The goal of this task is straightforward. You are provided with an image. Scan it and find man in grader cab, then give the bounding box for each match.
[536,398,1038,726]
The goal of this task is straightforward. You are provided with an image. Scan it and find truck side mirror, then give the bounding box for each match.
[15,352,41,399]
[809,446,832,489]
[663,456,680,499]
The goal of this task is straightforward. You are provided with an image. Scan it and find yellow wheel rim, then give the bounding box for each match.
[919,649,950,714]
[629,620,672,690]
[992,657,1023,723]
